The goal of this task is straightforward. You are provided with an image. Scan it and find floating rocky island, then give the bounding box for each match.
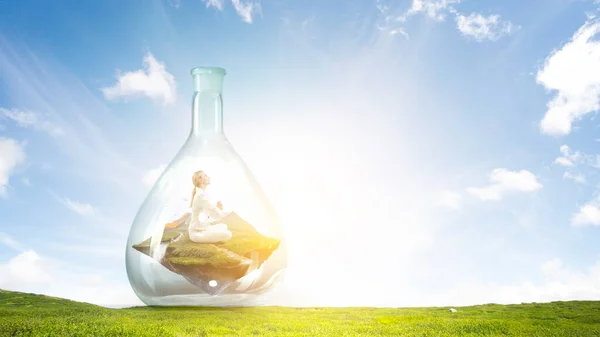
[132,212,280,294]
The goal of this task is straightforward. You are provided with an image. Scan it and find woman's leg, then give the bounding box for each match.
[165,212,190,229]
[210,223,229,231]
[189,225,232,243]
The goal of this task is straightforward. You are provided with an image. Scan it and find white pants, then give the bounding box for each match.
[188,223,232,243]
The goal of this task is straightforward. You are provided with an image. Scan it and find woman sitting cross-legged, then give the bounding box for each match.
[186,170,232,243]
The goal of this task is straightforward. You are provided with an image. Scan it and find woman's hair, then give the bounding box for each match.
[190,171,205,207]
[192,170,205,187]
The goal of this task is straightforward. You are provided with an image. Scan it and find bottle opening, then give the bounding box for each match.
[191,67,226,76]
[192,67,226,93]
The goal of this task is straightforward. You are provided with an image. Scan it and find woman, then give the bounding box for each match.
[164,170,232,243]
[187,170,232,243]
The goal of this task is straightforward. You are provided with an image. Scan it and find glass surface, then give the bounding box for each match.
[125,67,287,306]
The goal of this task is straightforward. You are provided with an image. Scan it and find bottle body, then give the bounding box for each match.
[125,68,287,306]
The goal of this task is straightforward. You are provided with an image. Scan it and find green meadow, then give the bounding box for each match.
[1,289,599,336]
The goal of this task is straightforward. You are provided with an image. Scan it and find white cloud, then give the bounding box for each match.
[560,144,576,156]
[200,0,259,24]
[0,108,64,137]
[203,0,224,10]
[563,172,586,183]
[402,0,460,22]
[0,250,53,291]
[552,145,600,177]
[375,3,409,38]
[379,26,410,38]
[540,258,563,276]
[0,250,142,307]
[442,258,600,306]
[554,145,582,167]
[438,190,462,209]
[592,155,600,169]
[60,197,97,216]
[572,203,600,227]
[554,157,574,166]
[101,52,177,106]
[0,232,25,251]
[466,168,542,201]
[379,1,517,43]
[538,258,600,299]
[537,20,600,135]
[378,0,459,38]
[0,138,26,197]
[456,13,516,42]
[231,0,260,24]
[142,164,167,187]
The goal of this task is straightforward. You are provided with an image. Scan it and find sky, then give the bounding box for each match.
[1,0,600,308]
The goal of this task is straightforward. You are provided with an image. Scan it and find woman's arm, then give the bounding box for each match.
[207,201,225,219]
[194,191,225,220]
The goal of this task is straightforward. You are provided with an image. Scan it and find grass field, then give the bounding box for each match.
[1,289,599,336]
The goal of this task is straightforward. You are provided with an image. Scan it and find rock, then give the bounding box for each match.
[132,212,280,295]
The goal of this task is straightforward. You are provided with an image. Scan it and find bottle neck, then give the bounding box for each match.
[190,72,225,137]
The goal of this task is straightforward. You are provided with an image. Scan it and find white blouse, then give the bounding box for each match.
[189,188,225,230]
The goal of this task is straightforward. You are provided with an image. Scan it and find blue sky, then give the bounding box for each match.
[1,0,600,307]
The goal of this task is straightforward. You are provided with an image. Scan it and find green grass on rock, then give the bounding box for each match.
[131,212,280,286]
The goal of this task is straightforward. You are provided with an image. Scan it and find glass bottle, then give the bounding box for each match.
[125,67,287,306]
